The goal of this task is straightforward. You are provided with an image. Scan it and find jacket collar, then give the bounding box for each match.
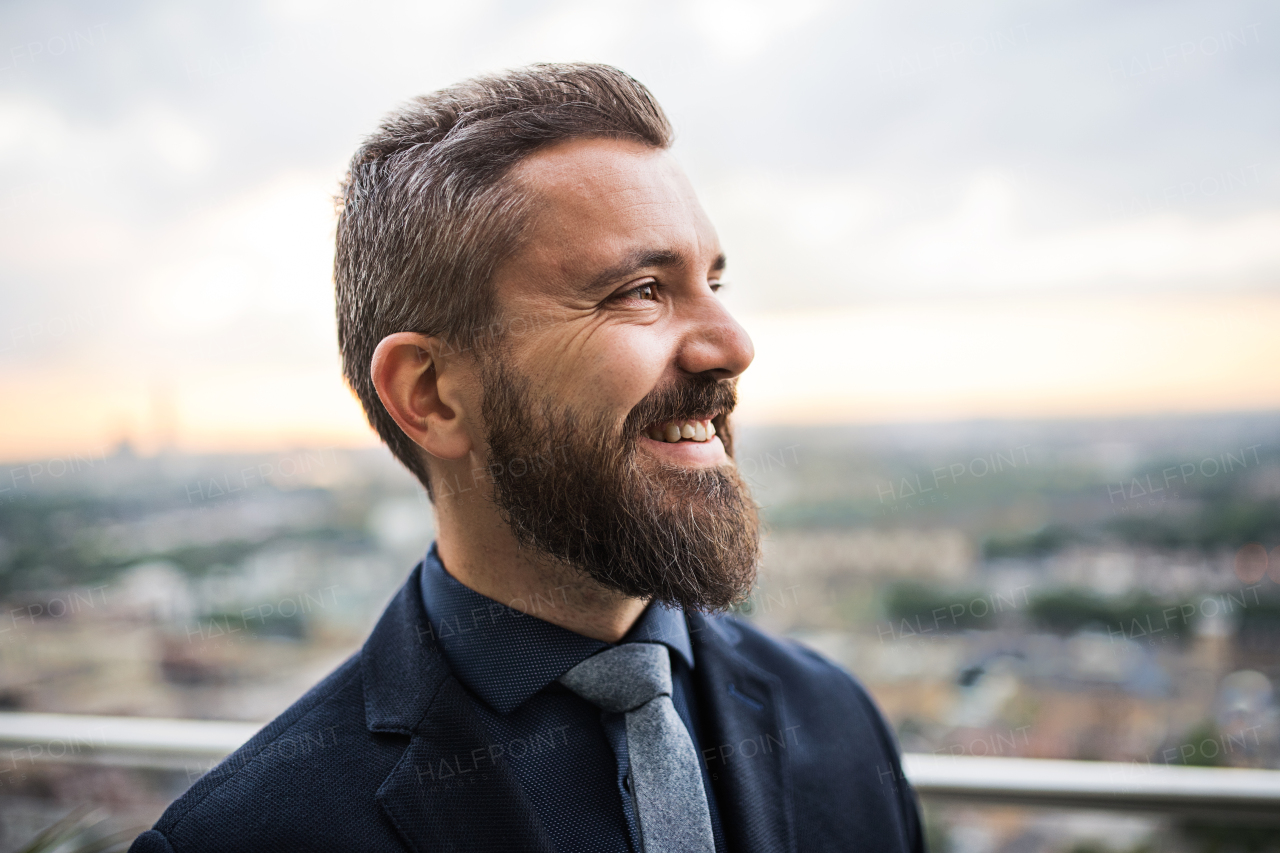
[364,563,554,852]
[361,561,450,734]
[688,611,799,853]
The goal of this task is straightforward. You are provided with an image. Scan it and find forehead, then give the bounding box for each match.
[503,137,718,283]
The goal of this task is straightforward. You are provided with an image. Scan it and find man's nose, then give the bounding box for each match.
[674,295,755,380]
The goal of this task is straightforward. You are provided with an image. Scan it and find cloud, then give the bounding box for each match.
[0,0,1277,454]
[705,168,1280,306]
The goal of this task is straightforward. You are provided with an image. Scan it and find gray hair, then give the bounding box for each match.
[334,63,673,497]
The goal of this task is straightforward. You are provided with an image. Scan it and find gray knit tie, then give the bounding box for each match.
[560,643,715,853]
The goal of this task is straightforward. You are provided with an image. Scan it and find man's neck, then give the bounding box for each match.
[431,486,648,643]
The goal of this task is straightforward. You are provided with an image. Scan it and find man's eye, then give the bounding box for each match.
[627,283,657,301]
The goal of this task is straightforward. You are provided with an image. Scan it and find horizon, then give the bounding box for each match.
[5,405,1278,469]
[6,291,1279,460]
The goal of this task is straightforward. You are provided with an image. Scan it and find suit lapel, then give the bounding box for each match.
[689,613,798,853]
[365,564,552,853]
[376,677,554,853]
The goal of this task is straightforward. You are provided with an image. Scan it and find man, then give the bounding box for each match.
[133,63,924,852]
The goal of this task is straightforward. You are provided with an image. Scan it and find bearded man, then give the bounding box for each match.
[132,63,924,853]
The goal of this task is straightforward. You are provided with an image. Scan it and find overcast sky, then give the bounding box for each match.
[2,0,1277,457]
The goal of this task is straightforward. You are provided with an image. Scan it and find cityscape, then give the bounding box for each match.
[1,411,1277,850]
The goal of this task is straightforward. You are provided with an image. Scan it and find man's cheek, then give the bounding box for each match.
[596,331,670,407]
[524,318,669,406]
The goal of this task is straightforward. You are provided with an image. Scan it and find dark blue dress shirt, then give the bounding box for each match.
[417,544,728,853]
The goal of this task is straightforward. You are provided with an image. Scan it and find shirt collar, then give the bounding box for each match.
[418,543,694,714]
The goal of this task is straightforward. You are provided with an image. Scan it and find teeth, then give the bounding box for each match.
[648,419,717,444]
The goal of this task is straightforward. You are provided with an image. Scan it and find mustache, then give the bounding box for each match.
[623,376,737,436]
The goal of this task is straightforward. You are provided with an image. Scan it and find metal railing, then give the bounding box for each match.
[3,713,1279,820]
[901,753,1280,821]
[0,712,258,771]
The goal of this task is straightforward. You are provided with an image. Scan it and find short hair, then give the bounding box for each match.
[334,63,673,497]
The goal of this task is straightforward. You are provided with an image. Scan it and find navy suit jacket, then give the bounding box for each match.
[132,565,924,852]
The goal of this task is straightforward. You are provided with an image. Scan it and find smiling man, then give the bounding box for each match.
[132,64,924,853]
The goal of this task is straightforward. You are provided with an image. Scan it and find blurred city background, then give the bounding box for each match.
[2,0,1279,851]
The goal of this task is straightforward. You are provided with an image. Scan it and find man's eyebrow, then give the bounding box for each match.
[583,249,727,294]
[583,249,684,294]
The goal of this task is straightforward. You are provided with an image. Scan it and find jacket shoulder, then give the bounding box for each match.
[134,653,409,853]
[706,614,869,698]
[711,613,904,756]
[699,613,925,852]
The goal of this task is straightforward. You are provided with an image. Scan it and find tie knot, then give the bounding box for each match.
[559,643,672,713]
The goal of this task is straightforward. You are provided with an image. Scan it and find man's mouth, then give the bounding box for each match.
[643,418,718,444]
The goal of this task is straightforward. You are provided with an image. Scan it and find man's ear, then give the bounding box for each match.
[370,332,474,461]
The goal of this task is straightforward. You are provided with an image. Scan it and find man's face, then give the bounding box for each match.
[474,136,760,610]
